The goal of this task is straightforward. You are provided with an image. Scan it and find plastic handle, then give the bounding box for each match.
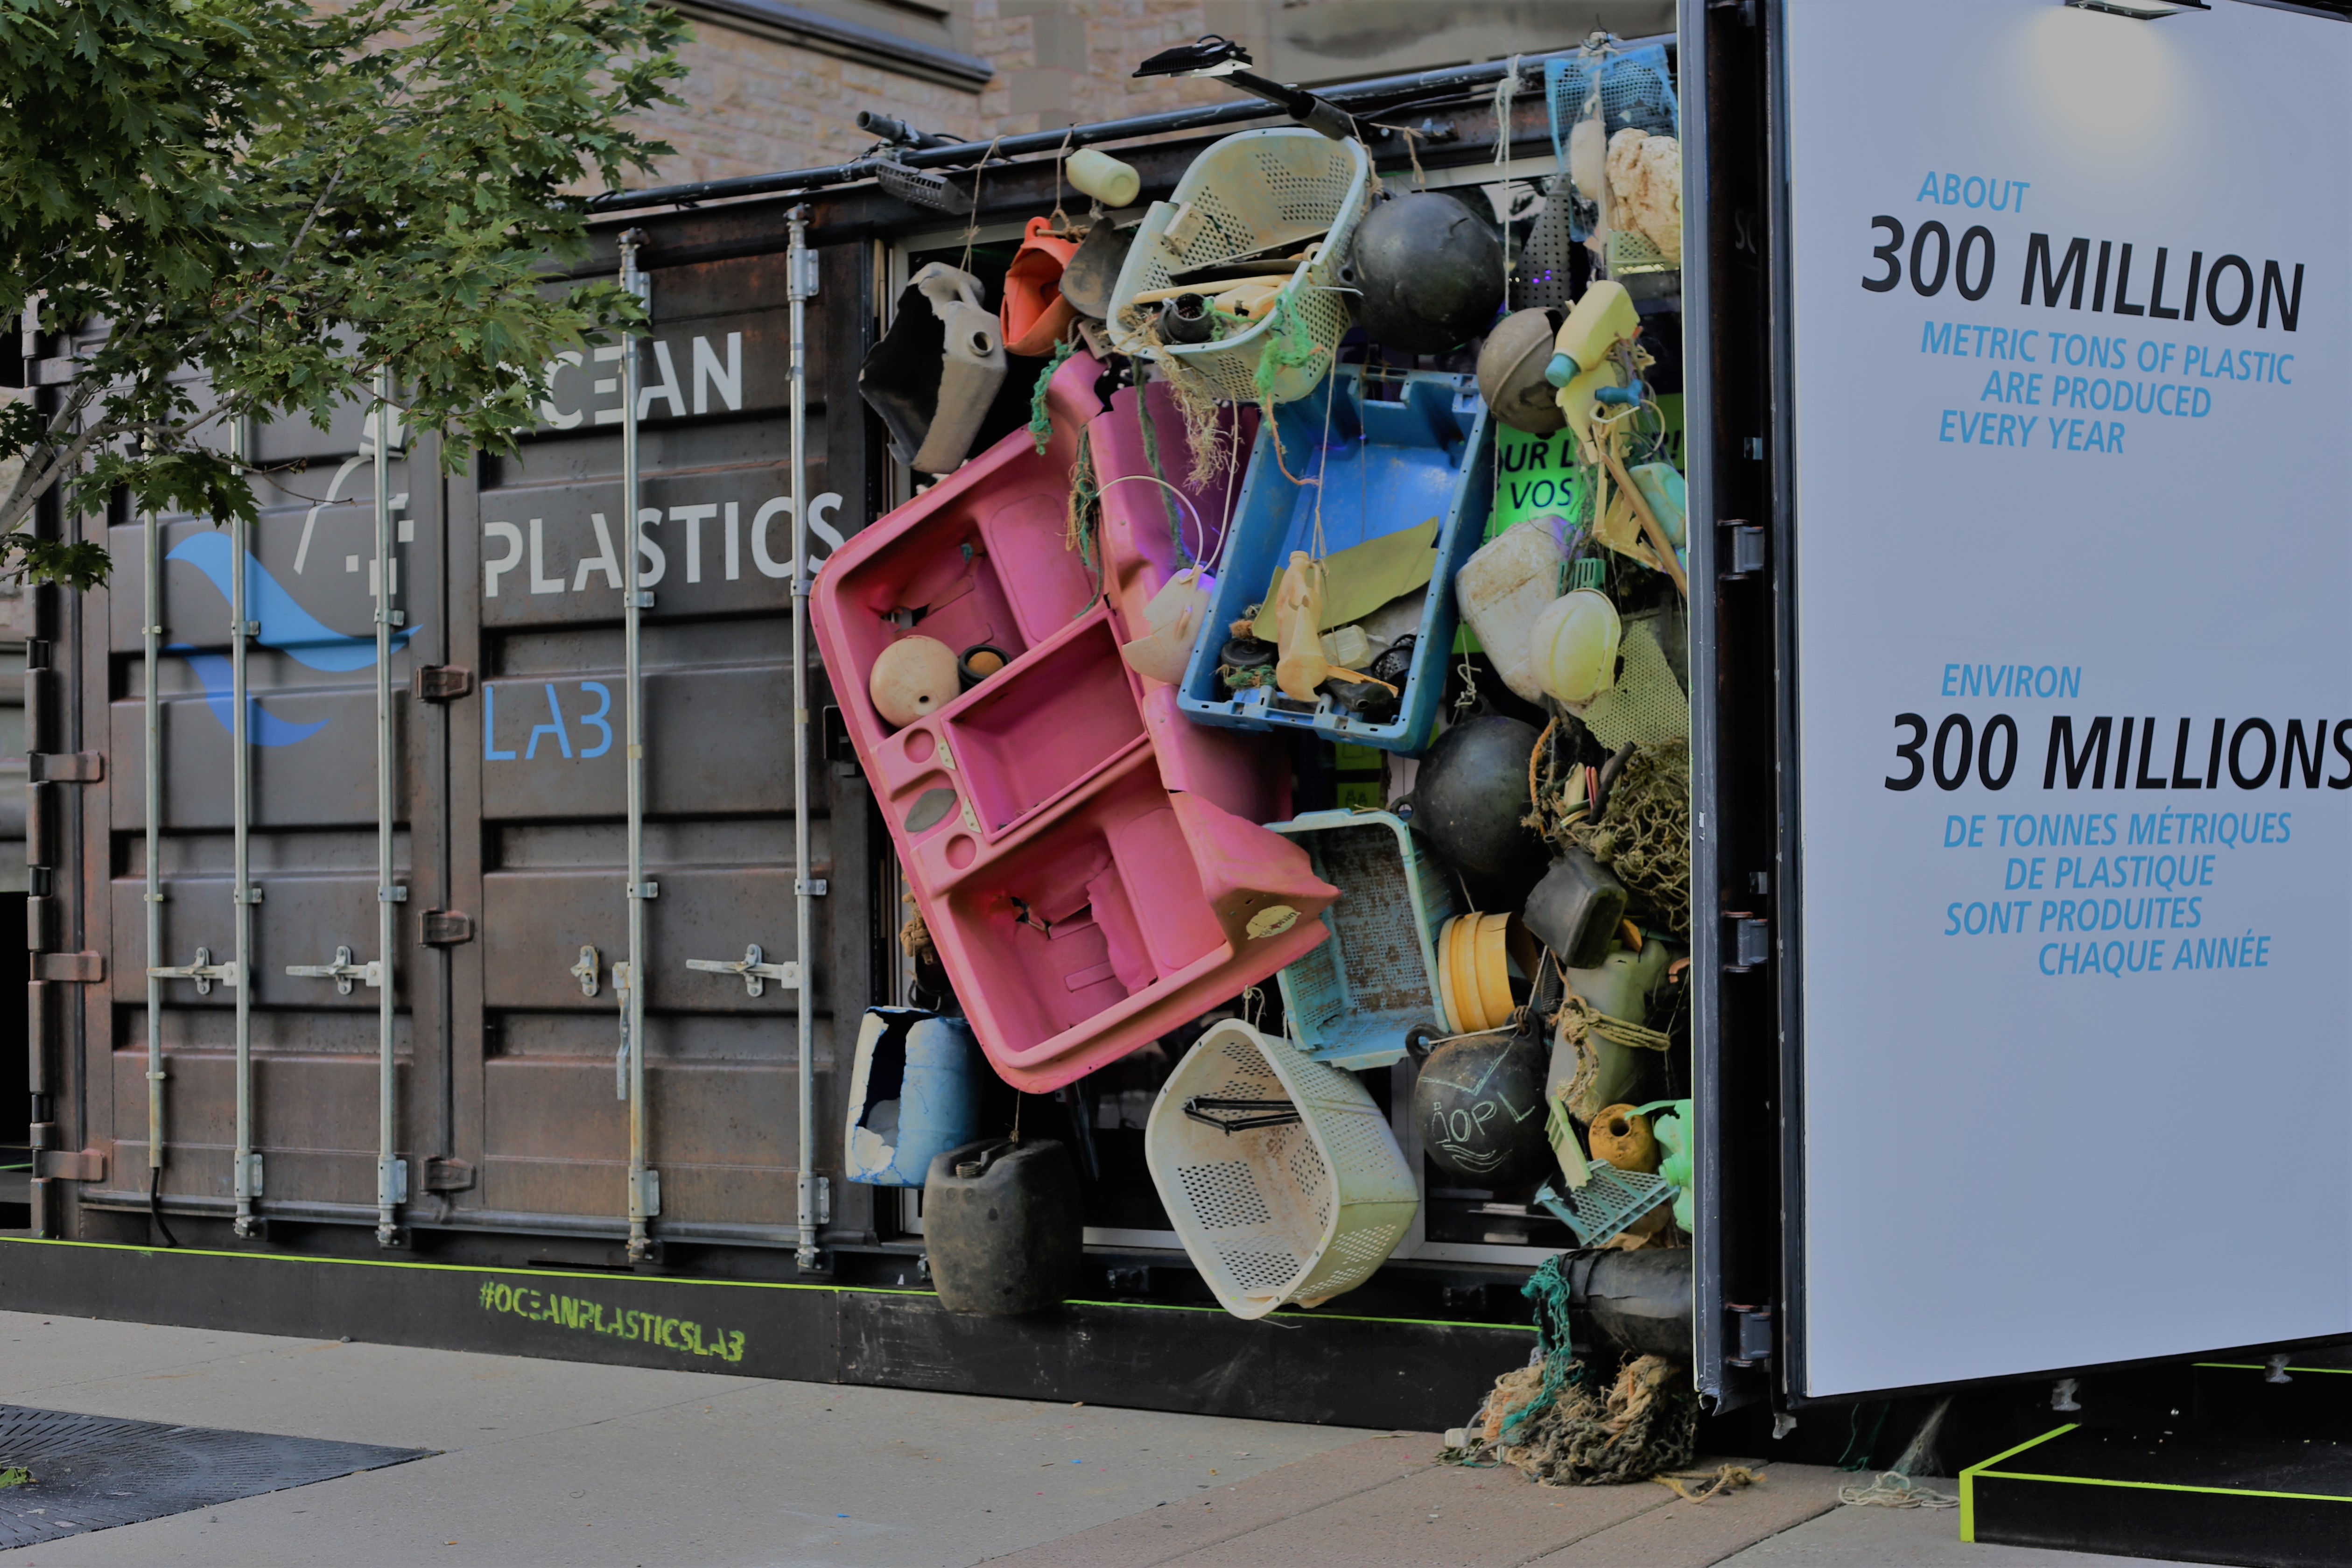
[915,263,987,315]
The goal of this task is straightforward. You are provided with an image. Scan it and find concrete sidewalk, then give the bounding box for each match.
[0,1310,2183,1567]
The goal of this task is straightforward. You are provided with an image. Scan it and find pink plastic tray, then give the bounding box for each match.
[813,353,1331,1092]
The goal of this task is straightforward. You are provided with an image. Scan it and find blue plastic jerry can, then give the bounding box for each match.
[844,1008,984,1186]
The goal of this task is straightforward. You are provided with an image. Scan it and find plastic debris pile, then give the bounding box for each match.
[818,25,1694,1484]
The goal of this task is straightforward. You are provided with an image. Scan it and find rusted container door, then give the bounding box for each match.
[443,246,861,1242]
[89,404,448,1217]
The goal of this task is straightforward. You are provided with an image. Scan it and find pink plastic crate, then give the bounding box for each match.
[813,353,1331,1092]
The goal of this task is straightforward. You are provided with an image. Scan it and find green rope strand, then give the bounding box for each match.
[1027,338,1080,455]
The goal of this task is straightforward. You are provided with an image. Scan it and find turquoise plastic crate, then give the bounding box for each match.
[1265,809,1457,1071]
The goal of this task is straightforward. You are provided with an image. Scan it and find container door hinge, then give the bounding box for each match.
[631,1168,662,1217]
[1718,520,1765,580]
[425,1157,477,1193]
[413,664,475,702]
[800,1172,832,1225]
[28,752,103,783]
[35,951,105,983]
[1727,1303,1774,1368]
[150,947,237,993]
[34,1147,105,1181]
[685,943,799,998]
[419,909,474,946]
[285,946,383,994]
[1723,915,1769,972]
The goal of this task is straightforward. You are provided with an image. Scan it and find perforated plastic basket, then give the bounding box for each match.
[1533,1166,1674,1245]
[1106,129,1371,405]
[1266,810,1456,1071]
[1573,611,1688,752]
[1146,1020,1418,1319]
[1545,43,1680,243]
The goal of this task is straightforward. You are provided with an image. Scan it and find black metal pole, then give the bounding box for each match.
[587,36,1671,215]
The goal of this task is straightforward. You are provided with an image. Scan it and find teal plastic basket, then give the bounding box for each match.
[1265,809,1457,1071]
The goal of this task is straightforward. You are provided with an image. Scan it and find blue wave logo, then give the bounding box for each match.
[167,533,422,747]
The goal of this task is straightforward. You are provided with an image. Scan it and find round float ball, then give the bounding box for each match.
[1342,191,1505,354]
[1414,715,1547,877]
[871,635,960,727]
[1477,307,1569,435]
[1411,1031,1553,1187]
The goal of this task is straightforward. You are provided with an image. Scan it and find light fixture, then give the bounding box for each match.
[2063,0,2208,17]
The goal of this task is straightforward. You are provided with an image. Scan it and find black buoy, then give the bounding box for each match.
[1342,191,1506,354]
[1411,1030,1552,1188]
[1413,715,1547,878]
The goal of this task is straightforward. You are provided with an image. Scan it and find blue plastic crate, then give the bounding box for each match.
[1264,809,1458,1072]
[1175,366,1494,754]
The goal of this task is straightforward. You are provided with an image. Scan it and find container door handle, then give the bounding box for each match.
[148,947,239,995]
[684,943,799,998]
[285,945,383,995]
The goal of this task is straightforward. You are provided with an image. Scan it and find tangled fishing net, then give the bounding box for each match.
[1532,737,1691,939]
[1124,316,1240,488]
[1444,1255,1697,1486]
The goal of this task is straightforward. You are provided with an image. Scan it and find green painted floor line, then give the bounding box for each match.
[1959,1423,2075,1543]
[2198,1361,2352,1376]
[1972,1468,2352,1505]
[0,1237,1531,1334]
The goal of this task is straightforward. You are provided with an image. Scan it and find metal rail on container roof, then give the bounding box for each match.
[584,37,1671,216]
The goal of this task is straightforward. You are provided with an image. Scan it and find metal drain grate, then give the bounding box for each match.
[0,1404,430,1547]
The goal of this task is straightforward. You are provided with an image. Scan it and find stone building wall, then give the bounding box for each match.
[629,0,1672,191]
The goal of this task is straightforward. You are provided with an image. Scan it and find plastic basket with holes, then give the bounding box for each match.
[1533,1166,1674,1245]
[1265,809,1457,1073]
[1104,129,1372,406]
[1145,1019,1418,1319]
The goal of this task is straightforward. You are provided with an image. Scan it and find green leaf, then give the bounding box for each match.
[0,0,688,556]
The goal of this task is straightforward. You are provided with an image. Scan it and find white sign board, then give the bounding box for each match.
[1784,0,2352,1397]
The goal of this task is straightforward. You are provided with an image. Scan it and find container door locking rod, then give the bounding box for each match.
[140,500,167,1236]
[369,367,407,1246]
[787,204,822,1272]
[618,231,659,1262]
[228,415,261,1239]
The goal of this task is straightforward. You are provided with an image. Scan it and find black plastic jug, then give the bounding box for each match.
[1523,850,1630,969]
[922,1138,1083,1315]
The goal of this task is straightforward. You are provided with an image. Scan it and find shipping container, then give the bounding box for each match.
[16,0,2349,1456]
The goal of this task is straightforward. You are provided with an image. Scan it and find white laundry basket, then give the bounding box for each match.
[1105,128,1371,405]
[1145,1020,1418,1319]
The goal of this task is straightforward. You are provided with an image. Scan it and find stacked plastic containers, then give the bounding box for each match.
[813,352,1335,1093]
